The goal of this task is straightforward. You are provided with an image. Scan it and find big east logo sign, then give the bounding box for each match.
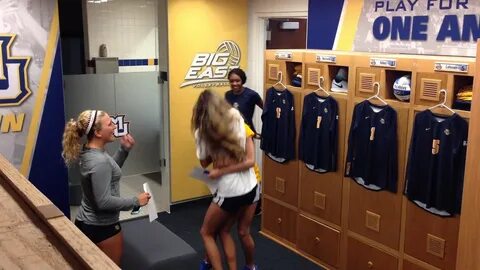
[181,40,241,88]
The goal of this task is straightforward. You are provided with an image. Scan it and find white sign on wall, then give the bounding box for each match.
[181,40,241,88]
[353,0,480,57]
[111,114,130,137]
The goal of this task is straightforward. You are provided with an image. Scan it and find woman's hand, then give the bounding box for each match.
[120,134,136,151]
[137,192,151,206]
[208,168,224,179]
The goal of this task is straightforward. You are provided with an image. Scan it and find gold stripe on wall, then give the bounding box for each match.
[336,0,364,51]
[20,2,59,175]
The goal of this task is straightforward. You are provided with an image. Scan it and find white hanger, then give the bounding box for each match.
[428,89,456,115]
[313,76,330,97]
[366,82,388,105]
[272,71,287,90]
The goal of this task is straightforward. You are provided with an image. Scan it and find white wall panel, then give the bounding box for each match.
[85,0,159,72]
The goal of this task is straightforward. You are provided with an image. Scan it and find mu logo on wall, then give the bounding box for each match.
[181,40,241,88]
[0,34,30,133]
[111,114,130,137]
[0,35,31,106]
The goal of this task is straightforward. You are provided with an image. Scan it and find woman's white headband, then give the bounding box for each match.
[85,110,98,136]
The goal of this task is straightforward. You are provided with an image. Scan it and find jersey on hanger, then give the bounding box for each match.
[299,93,338,173]
[260,87,296,163]
[345,100,398,193]
[225,87,262,134]
[404,110,468,216]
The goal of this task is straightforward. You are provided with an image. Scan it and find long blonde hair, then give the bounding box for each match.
[62,110,106,166]
[191,89,245,161]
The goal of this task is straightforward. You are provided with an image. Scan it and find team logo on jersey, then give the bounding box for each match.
[444,129,450,136]
[181,40,241,88]
[0,35,32,106]
[324,108,328,113]
[380,118,385,124]
[233,102,239,109]
[111,114,130,137]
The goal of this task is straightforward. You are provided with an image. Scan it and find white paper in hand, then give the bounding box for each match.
[143,182,158,222]
[189,167,218,194]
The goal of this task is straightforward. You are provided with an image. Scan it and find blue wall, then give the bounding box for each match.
[307,0,345,49]
[29,43,69,216]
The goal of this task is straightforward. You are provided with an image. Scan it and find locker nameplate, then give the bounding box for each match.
[434,62,468,73]
[370,58,397,68]
[275,51,292,60]
[316,54,336,63]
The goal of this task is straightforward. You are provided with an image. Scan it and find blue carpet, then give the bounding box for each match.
[156,198,323,270]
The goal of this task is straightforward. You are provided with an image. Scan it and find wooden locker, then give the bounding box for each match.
[263,157,299,206]
[265,60,286,85]
[299,96,347,225]
[347,105,409,249]
[304,52,353,95]
[346,237,398,270]
[261,49,478,270]
[402,260,436,270]
[404,201,459,270]
[262,85,303,207]
[297,214,341,268]
[355,67,382,98]
[262,198,297,245]
[414,72,449,107]
[304,64,326,88]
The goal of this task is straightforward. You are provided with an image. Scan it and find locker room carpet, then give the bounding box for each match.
[156,197,323,270]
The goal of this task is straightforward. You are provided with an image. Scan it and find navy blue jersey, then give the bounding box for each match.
[299,93,338,173]
[345,100,398,193]
[225,87,262,133]
[404,110,468,216]
[260,87,296,163]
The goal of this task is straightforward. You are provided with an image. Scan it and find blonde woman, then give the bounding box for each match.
[192,90,259,270]
[62,110,150,265]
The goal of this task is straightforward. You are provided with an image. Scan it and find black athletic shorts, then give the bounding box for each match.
[75,219,122,243]
[213,185,259,213]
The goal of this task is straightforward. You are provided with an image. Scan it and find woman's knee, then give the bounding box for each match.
[219,228,232,239]
[200,225,213,238]
[237,226,250,238]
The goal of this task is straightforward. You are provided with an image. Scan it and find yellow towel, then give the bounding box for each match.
[245,124,261,182]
